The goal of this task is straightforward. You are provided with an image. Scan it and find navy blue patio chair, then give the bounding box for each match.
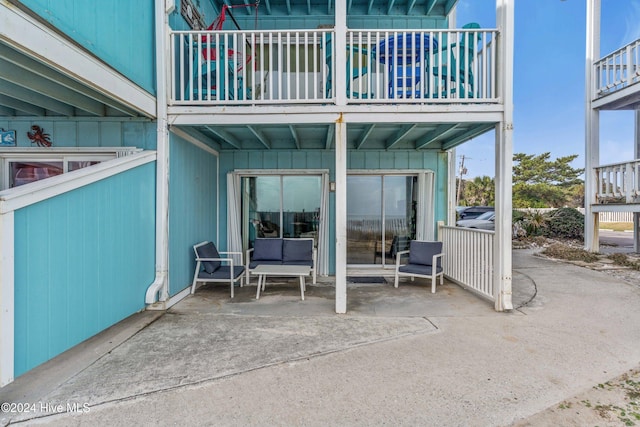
[394,240,444,293]
[191,241,245,298]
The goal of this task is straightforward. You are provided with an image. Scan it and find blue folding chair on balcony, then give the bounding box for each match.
[187,40,250,101]
[324,34,375,99]
[432,23,481,98]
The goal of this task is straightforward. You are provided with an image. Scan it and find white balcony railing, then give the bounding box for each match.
[438,224,494,301]
[594,39,640,98]
[170,28,498,106]
[595,160,640,204]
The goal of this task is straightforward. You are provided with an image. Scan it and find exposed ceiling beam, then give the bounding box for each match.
[263,0,272,14]
[0,104,14,116]
[247,125,271,149]
[242,0,253,15]
[173,126,221,151]
[289,125,300,149]
[307,0,312,14]
[0,94,44,116]
[415,123,458,149]
[325,124,334,149]
[285,0,292,15]
[0,58,104,116]
[355,124,375,149]
[386,124,417,149]
[0,44,138,117]
[387,0,396,15]
[347,0,353,13]
[367,0,375,15]
[444,0,458,17]
[0,80,74,116]
[327,0,332,14]
[426,0,437,15]
[205,126,242,149]
[441,123,495,150]
[407,0,417,14]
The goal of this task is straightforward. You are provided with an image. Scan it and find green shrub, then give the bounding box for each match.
[541,208,584,240]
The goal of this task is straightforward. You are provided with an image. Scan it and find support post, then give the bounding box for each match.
[584,0,601,252]
[335,117,347,314]
[494,0,514,311]
[635,110,640,253]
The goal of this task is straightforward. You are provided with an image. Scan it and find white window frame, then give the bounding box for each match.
[0,148,141,190]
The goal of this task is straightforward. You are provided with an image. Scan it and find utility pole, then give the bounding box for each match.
[456,155,468,205]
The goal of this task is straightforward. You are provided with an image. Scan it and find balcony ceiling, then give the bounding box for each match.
[212,0,458,17]
[0,40,145,118]
[181,120,494,152]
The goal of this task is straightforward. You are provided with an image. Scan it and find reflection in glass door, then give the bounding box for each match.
[347,175,416,266]
[241,175,321,251]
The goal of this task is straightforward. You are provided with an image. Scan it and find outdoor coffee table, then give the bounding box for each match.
[252,265,311,300]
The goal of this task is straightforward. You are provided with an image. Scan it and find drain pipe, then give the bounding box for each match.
[146,0,171,307]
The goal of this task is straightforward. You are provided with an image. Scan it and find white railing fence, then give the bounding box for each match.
[515,208,632,222]
[595,160,640,204]
[171,28,497,105]
[594,38,640,98]
[438,224,494,301]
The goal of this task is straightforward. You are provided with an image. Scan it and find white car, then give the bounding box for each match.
[456,211,495,230]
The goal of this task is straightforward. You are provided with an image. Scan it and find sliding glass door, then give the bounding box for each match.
[241,175,322,250]
[347,174,417,267]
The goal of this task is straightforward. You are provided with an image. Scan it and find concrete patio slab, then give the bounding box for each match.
[2,249,639,426]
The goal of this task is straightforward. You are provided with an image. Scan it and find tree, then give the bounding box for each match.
[512,152,584,208]
[461,175,495,206]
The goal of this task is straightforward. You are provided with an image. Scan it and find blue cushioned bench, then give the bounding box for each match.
[246,238,317,285]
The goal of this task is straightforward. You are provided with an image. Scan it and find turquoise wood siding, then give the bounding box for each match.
[219,149,447,274]
[18,0,155,93]
[168,135,218,295]
[0,119,156,149]
[13,162,156,377]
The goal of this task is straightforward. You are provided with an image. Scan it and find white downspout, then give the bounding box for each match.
[146,0,171,306]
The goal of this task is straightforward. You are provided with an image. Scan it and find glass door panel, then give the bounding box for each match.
[382,176,416,265]
[241,175,322,251]
[245,176,281,245]
[283,176,321,239]
[347,176,382,264]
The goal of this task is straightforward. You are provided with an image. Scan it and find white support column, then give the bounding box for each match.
[584,0,601,252]
[335,117,347,314]
[0,211,15,386]
[447,149,457,226]
[494,0,514,311]
[334,0,348,314]
[335,0,347,107]
[634,110,640,252]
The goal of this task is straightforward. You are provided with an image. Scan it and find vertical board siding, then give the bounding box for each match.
[13,163,156,377]
[18,0,155,93]
[0,120,156,149]
[168,135,218,295]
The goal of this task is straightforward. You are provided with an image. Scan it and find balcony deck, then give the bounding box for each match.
[592,38,640,110]
[169,27,502,151]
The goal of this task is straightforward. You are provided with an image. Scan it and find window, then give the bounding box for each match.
[0,148,139,190]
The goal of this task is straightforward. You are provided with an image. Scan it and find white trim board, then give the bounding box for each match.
[0,151,156,213]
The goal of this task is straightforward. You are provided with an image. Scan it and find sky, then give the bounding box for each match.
[454,0,640,179]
